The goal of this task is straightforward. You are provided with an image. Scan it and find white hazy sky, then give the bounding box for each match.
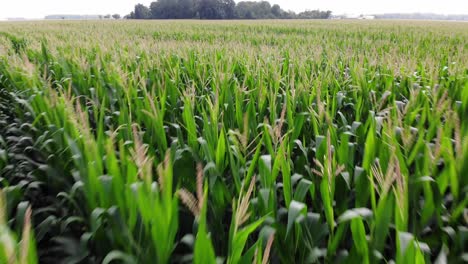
[1,0,468,19]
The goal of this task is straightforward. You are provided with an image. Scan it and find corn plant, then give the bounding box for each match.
[0,20,467,263]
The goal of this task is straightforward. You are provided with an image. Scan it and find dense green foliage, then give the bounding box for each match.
[0,20,467,263]
[126,1,331,20]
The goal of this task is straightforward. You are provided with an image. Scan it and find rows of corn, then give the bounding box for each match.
[0,20,467,263]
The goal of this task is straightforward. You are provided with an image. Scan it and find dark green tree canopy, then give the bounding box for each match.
[127,0,332,20]
[150,0,197,19]
[128,4,151,19]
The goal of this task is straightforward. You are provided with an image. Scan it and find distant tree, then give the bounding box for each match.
[283,10,296,19]
[126,1,331,20]
[271,4,282,18]
[198,0,218,19]
[150,0,170,18]
[134,4,151,19]
[112,14,121,19]
[104,14,111,19]
[150,1,162,18]
[179,0,197,18]
[236,1,277,19]
[235,2,256,19]
[257,1,272,18]
[297,9,332,19]
[220,0,236,19]
[150,0,196,19]
[125,12,135,19]
[193,0,234,19]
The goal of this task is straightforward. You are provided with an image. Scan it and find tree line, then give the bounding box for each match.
[374,13,468,21]
[126,0,332,20]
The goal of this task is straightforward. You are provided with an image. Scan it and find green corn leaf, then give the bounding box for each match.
[286,200,307,238]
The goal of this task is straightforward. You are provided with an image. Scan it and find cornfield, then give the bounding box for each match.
[0,20,467,263]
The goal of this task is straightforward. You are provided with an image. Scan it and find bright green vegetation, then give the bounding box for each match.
[0,20,467,263]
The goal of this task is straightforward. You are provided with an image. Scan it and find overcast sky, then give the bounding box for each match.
[1,0,468,19]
